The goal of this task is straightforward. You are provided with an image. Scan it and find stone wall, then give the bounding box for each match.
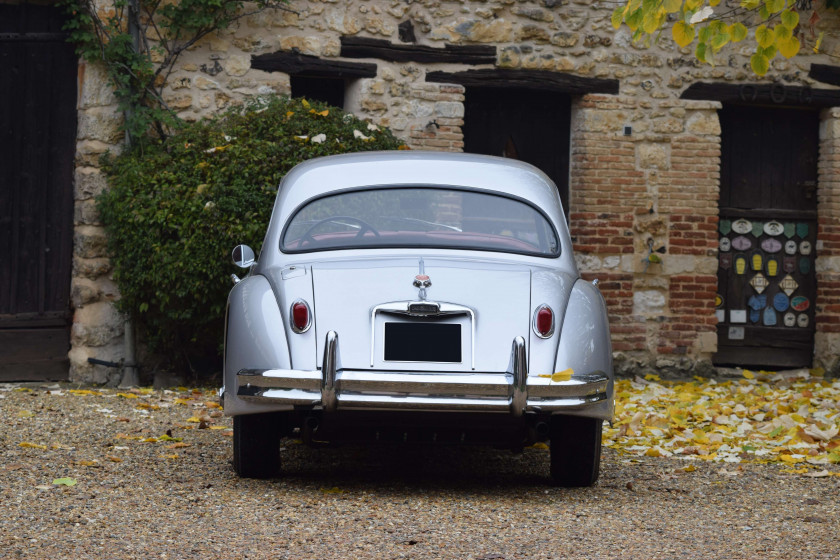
[67,0,840,380]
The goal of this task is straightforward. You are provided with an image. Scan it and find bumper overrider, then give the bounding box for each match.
[233,331,609,415]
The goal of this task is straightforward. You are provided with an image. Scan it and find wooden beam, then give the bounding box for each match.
[681,82,840,108]
[340,36,496,65]
[251,51,377,78]
[425,69,619,95]
[808,63,840,87]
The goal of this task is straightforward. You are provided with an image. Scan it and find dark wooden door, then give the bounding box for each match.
[714,105,819,369]
[464,88,571,213]
[0,3,77,380]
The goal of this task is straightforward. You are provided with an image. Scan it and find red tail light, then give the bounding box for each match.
[290,300,311,333]
[533,304,554,338]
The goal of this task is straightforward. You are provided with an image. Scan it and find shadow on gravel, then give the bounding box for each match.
[265,442,563,491]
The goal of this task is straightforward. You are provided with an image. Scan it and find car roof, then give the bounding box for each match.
[262,151,574,266]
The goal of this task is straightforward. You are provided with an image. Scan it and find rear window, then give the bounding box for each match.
[281,187,559,257]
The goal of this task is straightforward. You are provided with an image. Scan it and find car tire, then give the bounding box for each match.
[549,415,602,487]
[233,412,287,478]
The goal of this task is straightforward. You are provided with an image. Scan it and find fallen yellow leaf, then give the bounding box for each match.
[19,442,47,450]
[551,369,574,382]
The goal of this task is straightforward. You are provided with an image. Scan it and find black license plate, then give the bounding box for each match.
[384,322,462,363]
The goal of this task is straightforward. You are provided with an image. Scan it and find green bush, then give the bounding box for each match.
[99,96,405,373]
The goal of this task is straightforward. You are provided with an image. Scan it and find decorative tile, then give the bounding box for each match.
[719,219,732,235]
[735,255,746,275]
[752,221,764,238]
[783,312,796,327]
[760,238,782,253]
[783,222,795,238]
[773,293,789,312]
[800,241,812,255]
[732,236,752,251]
[719,237,731,252]
[784,240,797,255]
[797,314,809,328]
[730,310,747,323]
[766,258,779,277]
[796,222,809,238]
[799,257,811,274]
[749,272,768,294]
[783,256,796,273]
[764,221,784,236]
[747,294,767,310]
[732,219,752,235]
[791,296,809,312]
[779,275,798,296]
[762,307,777,326]
[751,252,763,271]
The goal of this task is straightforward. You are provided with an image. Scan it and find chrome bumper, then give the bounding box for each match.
[235,331,609,415]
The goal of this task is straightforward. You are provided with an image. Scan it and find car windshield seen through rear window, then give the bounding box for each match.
[281,187,559,256]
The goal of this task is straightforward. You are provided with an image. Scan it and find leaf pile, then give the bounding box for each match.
[605,371,840,470]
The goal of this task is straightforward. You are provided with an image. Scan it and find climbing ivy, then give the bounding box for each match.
[60,0,288,143]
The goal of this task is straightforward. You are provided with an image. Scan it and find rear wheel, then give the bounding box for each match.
[233,412,288,478]
[549,415,602,487]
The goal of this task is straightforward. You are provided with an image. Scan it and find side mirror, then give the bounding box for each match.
[231,244,256,269]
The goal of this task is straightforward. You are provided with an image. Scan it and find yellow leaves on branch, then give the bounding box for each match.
[612,0,804,75]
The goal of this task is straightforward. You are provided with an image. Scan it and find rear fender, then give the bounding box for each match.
[553,279,614,421]
[223,274,292,415]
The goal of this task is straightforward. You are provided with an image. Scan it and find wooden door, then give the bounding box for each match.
[714,105,819,369]
[0,3,77,380]
[464,88,571,213]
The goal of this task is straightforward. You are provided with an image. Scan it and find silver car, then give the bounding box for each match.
[222,151,613,486]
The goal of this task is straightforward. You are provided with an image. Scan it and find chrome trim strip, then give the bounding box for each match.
[337,394,512,412]
[510,336,527,417]
[321,330,338,411]
[338,370,510,395]
[369,300,476,369]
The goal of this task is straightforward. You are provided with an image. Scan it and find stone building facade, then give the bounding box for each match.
[65,0,840,382]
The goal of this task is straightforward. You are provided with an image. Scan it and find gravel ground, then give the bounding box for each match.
[1,382,839,560]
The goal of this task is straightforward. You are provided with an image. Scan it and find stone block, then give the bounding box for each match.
[74,167,108,201]
[512,6,553,22]
[652,117,684,134]
[69,343,124,385]
[434,101,464,118]
[75,140,118,167]
[280,35,322,55]
[74,225,109,259]
[633,290,666,314]
[550,32,579,47]
[71,301,124,347]
[71,277,100,307]
[225,55,251,77]
[73,257,112,279]
[637,143,671,170]
[78,62,118,109]
[77,107,124,143]
[686,111,721,135]
[74,199,100,225]
[454,19,513,43]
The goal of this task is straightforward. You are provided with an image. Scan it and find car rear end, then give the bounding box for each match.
[222,152,613,485]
